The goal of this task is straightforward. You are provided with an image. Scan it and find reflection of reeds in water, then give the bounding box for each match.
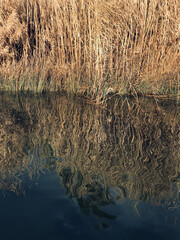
[0,93,179,210]
[55,96,180,209]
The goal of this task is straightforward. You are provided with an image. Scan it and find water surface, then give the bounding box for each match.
[0,93,179,240]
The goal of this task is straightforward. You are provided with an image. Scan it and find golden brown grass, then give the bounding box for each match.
[0,0,179,99]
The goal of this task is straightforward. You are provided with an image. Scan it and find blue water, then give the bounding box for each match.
[0,170,179,240]
[0,93,179,240]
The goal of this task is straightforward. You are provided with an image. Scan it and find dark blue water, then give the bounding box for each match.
[0,93,179,240]
[0,170,179,240]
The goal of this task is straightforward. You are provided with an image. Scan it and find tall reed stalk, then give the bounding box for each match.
[0,0,179,99]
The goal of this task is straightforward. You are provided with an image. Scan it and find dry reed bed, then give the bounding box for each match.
[0,0,179,98]
[0,93,179,208]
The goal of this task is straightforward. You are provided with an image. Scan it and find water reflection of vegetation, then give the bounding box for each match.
[0,93,179,212]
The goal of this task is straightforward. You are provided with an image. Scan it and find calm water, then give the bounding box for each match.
[0,93,179,240]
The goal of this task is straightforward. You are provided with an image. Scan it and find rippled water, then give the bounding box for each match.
[0,93,179,240]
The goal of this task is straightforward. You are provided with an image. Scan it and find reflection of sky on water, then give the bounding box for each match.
[0,170,179,240]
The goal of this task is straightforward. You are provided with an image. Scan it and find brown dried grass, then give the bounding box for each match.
[0,0,179,98]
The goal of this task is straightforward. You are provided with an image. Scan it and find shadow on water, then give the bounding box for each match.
[0,92,179,237]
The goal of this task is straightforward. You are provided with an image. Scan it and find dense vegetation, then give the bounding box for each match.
[0,0,179,100]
